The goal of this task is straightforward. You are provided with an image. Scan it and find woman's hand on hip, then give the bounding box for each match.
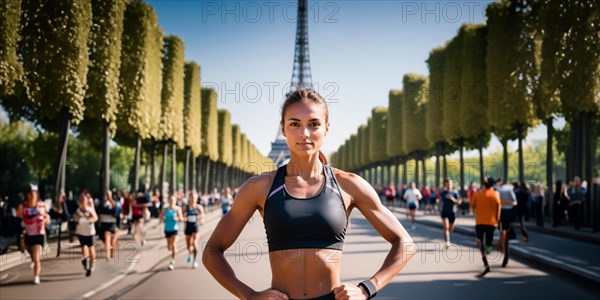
[333,283,368,300]
[249,288,288,300]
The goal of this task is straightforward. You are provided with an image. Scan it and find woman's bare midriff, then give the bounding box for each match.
[269,248,342,299]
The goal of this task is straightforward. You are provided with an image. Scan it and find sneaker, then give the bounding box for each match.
[86,268,92,277]
[168,260,175,270]
[33,276,40,285]
[444,242,451,250]
[476,267,490,278]
[141,240,146,246]
[193,261,199,269]
[81,258,89,271]
[485,246,492,255]
[187,255,192,264]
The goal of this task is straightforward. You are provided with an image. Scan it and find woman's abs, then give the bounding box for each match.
[269,248,342,299]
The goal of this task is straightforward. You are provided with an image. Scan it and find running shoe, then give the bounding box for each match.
[444,242,451,250]
[81,258,89,271]
[33,276,40,285]
[86,268,92,277]
[193,261,199,269]
[476,267,490,278]
[168,260,175,270]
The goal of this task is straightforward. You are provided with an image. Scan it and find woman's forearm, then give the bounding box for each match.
[202,244,255,299]
[370,235,415,290]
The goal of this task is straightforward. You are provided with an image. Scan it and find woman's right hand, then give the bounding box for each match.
[249,288,289,300]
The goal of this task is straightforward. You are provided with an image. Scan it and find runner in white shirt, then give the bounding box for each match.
[403,182,422,230]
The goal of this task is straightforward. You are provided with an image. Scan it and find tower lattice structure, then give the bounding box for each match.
[268,0,313,166]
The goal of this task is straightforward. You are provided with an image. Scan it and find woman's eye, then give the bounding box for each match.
[310,122,320,127]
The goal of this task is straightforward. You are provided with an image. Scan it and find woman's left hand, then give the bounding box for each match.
[333,283,368,300]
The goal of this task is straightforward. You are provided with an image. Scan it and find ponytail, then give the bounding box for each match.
[318,151,328,165]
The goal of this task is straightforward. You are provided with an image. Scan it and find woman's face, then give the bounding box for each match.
[281,100,329,158]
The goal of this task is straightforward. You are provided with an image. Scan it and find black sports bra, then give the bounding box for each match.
[263,164,347,252]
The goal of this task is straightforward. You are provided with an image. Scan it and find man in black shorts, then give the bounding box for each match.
[440,179,461,250]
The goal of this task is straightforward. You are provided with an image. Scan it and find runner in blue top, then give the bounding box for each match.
[159,195,184,270]
[184,191,204,268]
[439,179,461,249]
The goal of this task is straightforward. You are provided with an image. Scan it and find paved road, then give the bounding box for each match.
[101,210,598,299]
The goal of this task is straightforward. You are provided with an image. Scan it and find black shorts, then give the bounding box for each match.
[500,209,514,230]
[441,211,456,224]
[386,197,394,202]
[475,225,495,246]
[185,224,199,235]
[408,202,417,210]
[132,215,143,223]
[307,292,335,300]
[77,235,95,247]
[164,231,178,238]
[100,222,117,234]
[24,235,45,246]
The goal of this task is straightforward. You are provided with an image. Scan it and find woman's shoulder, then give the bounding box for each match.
[329,167,368,190]
[238,169,278,194]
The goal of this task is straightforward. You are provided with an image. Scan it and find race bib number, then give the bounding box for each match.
[187,215,197,222]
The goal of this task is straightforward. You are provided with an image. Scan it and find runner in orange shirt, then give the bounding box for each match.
[471,177,501,278]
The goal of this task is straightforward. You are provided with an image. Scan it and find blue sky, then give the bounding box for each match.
[147,0,558,157]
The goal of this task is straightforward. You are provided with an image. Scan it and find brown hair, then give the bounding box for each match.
[280,88,329,164]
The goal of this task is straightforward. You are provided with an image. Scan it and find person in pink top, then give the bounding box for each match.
[16,185,50,284]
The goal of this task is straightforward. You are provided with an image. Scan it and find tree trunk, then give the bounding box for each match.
[546,117,554,220]
[171,143,177,195]
[442,155,447,182]
[98,120,110,199]
[422,155,427,188]
[478,134,484,184]
[184,147,190,193]
[150,139,156,192]
[435,149,441,188]
[204,159,211,194]
[394,158,400,187]
[402,159,407,186]
[583,112,594,228]
[131,134,141,193]
[160,141,168,198]
[518,123,525,183]
[414,158,420,187]
[459,139,465,196]
[53,108,70,257]
[502,138,508,183]
[191,153,196,193]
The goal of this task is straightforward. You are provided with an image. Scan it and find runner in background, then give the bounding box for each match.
[403,182,422,230]
[385,183,396,210]
[160,195,184,270]
[471,177,501,278]
[184,191,205,268]
[73,192,98,277]
[439,179,461,250]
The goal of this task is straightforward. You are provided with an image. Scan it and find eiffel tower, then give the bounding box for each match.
[268,0,313,166]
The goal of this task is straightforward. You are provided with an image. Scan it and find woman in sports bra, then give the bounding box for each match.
[204,89,415,300]
[159,195,183,270]
[16,185,50,285]
[184,191,205,268]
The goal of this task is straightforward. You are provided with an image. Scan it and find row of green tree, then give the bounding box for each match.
[0,0,273,203]
[329,0,599,229]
